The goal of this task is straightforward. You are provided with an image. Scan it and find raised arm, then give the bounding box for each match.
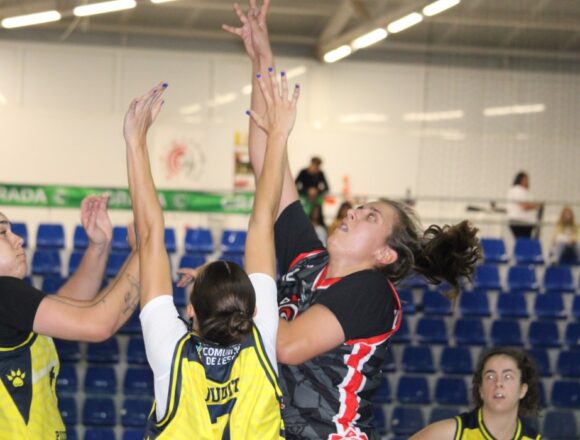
[245,68,299,277]
[123,83,171,309]
[57,194,112,300]
[223,0,298,218]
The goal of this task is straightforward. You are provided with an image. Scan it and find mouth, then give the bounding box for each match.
[339,221,349,232]
[493,392,505,400]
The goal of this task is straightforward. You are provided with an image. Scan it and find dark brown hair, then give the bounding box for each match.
[190,260,255,345]
[472,347,541,417]
[378,199,481,299]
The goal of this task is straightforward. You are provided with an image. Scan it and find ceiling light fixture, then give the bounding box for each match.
[73,0,137,17]
[423,0,461,17]
[1,10,61,28]
[323,45,352,63]
[351,28,388,50]
[387,12,423,34]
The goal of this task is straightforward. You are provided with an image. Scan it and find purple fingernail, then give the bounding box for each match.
[162,83,168,88]
[256,73,262,79]
[245,110,250,116]
[268,67,273,72]
[295,84,300,88]
[281,71,286,77]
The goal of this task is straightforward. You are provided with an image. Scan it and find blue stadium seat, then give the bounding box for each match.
[491,320,523,346]
[36,223,65,249]
[551,380,580,408]
[480,238,508,264]
[57,364,78,394]
[401,345,435,373]
[126,336,147,365]
[496,293,529,319]
[54,339,81,363]
[178,254,206,270]
[73,225,89,250]
[84,366,117,395]
[440,347,473,375]
[86,338,120,364]
[454,318,486,346]
[123,430,144,440]
[528,320,561,348]
[397,289,416,315]
[382,349,396,373]
[42,275,67,294]
[68,250,84,275]
[219,253,245,269]
[564,322,580,348]
[372,376,391,404]
[429,407,460,424]
[172,282,188,307]
[459,291,491,317]
[573,296,580,320]
[513,238,544,265]
[220,229,247,254]
[121,398,152,427]
[22,276,33,286]
[538,380,547,408]
[557,350,580,378]
[543,410,578,439]
[372,406,387,436]
[396,376,430,404]
[106,252,129,278]
[416,317,448,345]
[400,274,429,289]
[67,428,79,440]
[543,266,575,293]
[435,377,468,405]
[164,227,177,253]
[507,266,539,292]
[392,318,411,344]
[11,222,28,248]
[82,397,116,426]
[184,228,214,254]
[84,428,116,439]
[422,291,452,315]
[473,265,502,291]
[119,312,141,335]
[391,406,425,436]
[112,226,131,252]
[402,346,435,373]
[533,293,566,319]
[58,396,78,426]
[526,348,552,377]
[123,367,154,396]
[32,249,61,276]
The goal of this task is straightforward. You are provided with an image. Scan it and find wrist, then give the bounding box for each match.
[87,240,111,256]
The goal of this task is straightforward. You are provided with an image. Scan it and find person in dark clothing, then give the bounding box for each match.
[295,156,329,202]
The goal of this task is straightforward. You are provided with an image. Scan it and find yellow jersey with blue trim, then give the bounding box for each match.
[454,408,541,440]
[145,326,285,440]
[0,332,65,439]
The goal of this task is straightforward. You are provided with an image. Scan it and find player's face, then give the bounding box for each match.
[0,214,27,279]
[327,201,396,268]
[479,355,528,415]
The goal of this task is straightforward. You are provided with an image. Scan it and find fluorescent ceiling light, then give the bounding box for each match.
[387,12,423,34]
[404,110,464,122]
[338,113,388,124]
[151,0,178,3]
[352,28,388,50]
[423,0,461,17]
[323,45,352,63]
[285,65,307,79]
[74,0,136,17]
[484,104,545,117]
[179,103,201,115]
[2,10,61,29]
[0,92,7,105]
[206,93,237,107]
[241,85,252,95]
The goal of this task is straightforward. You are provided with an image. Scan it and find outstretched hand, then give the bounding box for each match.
[247,68,300,136]
[81,194,112,247]
[176,267,202,288]
[123,82,167,147]
[222,0,271,62]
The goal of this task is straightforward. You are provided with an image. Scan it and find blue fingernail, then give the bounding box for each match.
[256,73,262,79]
[162,83,168,88]
[281,71,286,77]
[245,110,250,116]
[295,84,300,88]
[268,67,273,72]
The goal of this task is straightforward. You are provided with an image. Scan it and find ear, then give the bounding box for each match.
[186,303,195,320]
[375,246,398,266]
[519,383,528,400]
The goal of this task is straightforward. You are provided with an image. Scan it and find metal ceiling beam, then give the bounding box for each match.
[427,15,580,33]
[318,0,353,45]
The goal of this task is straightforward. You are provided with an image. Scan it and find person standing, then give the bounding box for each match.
[506,172,543,238]
[295,156,329,203]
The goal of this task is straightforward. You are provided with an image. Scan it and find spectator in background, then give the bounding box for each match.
[295,156,329,203]
[550,206,579,265]
[506,172,543,238]
[327,201,352,236]
[309,203,327,246]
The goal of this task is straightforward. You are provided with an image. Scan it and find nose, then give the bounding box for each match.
[10,232,23,249]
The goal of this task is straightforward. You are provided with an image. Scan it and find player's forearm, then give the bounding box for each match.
[57,241,109,300]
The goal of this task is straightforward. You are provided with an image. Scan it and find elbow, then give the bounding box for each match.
[83,318,116,343]
[276,342,306,366]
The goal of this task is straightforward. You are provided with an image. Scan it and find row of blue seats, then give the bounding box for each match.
[58,365,152,396]
[401,289,580,319]
[28,251,244,278]
[403,265,579,293]
[394,317,580,348]
[56,428,143,440]
[59,396,150,429]
[13,223,247,254]
[481,237,578,266]
[374,405,578,438]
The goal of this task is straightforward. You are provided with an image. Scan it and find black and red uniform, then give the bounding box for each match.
[275,201,402,440]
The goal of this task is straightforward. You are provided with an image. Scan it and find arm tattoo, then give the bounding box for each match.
[122,273,141,315]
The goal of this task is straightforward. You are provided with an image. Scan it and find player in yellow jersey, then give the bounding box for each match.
[411,347,542,440]
[0,195,141,439]
[122,64,299,438]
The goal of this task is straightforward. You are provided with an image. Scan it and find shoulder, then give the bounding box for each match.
[335,270,392,295]
[410,418,457,440]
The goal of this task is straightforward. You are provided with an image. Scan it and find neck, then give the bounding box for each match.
[481,406,520,440]
[326,254,374,278]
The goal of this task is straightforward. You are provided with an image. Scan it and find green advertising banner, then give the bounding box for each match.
[0,183,255,214]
